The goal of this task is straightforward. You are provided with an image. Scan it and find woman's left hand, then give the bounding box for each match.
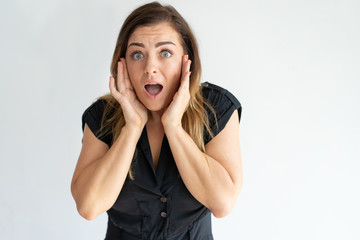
[161,55,192,129]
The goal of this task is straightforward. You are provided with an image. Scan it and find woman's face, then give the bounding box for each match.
[125,23,184,113]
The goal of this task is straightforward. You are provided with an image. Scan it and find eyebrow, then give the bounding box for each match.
[155,41,176,47]
[128,42,145,48]
[127,41,176,48]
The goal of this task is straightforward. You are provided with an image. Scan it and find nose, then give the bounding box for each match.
[144,55,158,76]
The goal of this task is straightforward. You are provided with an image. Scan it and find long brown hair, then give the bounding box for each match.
[98,2,215,178]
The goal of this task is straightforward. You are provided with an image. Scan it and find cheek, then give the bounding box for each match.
[165,60,182,81]
[126,61,140,85]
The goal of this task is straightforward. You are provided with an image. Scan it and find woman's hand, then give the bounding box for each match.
[161,55,191,129]
[110,58,148,129]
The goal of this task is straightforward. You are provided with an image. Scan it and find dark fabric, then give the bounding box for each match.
[81,98,113,146]
[82,82,241,240]
[201,82,242,144]
[105,211,213,240]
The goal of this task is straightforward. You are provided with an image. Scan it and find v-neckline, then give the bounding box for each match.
[140,126,170,183]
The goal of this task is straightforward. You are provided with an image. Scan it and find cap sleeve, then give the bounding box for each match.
[202,82,242,144]
[81,99,112,147]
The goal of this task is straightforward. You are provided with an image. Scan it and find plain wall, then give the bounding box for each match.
[0,0,359,239]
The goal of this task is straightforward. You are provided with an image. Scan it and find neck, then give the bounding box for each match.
[148,109,164,124]
[146,110,165,136]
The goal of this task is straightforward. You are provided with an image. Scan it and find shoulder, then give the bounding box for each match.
[81,99,107,131]
[82,98,113,147]
[201,82,242,144]
[202,82,241,111]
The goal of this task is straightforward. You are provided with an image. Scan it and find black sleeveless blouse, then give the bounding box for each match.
[82,82,242,240]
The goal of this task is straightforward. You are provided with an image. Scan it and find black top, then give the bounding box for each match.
[82,82,242,240]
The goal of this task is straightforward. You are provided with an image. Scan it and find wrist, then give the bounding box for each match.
[122,124,144,139]
[163,123,183,137]
[161,116,182,131]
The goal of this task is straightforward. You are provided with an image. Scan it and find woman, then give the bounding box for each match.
[71,2,243,239]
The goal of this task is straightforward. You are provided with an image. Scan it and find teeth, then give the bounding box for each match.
[145,83,163,96]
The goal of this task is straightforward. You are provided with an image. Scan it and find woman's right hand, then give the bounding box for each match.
[109,58,148,129]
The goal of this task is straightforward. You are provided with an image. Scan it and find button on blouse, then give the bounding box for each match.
[82,82,242,240]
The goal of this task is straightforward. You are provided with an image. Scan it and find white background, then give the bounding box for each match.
[1,0,359,239]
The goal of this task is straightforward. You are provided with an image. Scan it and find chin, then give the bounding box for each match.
[141,100,163,112]
[142,98,171,114]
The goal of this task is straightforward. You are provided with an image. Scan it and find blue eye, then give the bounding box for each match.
[131,52,144,60]
[161,50,172,58]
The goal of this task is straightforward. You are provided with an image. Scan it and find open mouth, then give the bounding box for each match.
[144,83,163,98]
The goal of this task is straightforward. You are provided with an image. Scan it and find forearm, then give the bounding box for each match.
[164,126,241,217]
[72,126,141,220]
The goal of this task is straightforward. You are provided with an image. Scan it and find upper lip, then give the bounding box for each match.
[144,80,163,87]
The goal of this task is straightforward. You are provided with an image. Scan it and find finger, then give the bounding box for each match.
[109,76,121,98]
[181,56,191,81]
[121,58,133,90]
[180,58,191,93]
[181,55,188,77]
[117,61,126,93]
[180,71,191,95]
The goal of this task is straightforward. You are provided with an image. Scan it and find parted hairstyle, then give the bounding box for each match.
[97,1,216,178]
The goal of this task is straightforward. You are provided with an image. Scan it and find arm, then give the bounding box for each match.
[164,111,243,218]
[71,124,142,220]
[71,58,148,220]
[162,55,243,218]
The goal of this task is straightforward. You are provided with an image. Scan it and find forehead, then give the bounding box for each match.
[128,23,182,45]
